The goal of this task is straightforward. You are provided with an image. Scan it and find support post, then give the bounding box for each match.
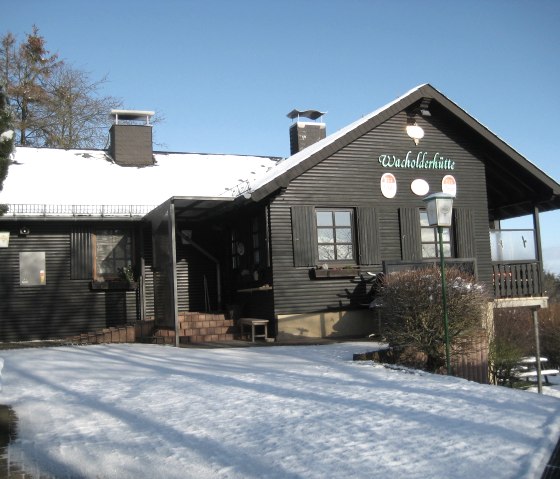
[532,206,544,296]
[438,226,452,375]
[532,307,543,394]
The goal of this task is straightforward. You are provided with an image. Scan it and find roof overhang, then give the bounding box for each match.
[144,196,239,224]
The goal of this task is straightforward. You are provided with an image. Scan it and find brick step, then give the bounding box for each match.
[180,333,235,344]
[66,325,136,345]
[177,312,228,322]
[154,326,236,337]
[177,319,234,330]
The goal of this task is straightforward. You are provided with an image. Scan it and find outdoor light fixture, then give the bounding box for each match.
[424,192,454,228]
[406,118,424,146]
[423,192,455,375]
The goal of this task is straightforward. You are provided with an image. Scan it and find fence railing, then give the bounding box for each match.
[2,204,157,218]
[492,261,541,298]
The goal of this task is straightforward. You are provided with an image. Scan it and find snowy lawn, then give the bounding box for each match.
[1,342,559,479]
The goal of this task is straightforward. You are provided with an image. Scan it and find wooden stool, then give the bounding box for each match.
[238,318,269,342]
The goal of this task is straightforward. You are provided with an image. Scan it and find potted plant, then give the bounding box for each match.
[310,264,360,279]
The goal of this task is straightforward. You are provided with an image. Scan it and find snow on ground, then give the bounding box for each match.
[0,342,559,479]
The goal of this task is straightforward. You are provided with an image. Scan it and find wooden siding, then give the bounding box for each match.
[70,227,93,280]
[269,111,492,316]
[0,221,139,342]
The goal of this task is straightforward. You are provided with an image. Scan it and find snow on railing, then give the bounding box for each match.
[2,204,157,218]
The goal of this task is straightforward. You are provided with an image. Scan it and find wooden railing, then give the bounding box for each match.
[492,261,541,299]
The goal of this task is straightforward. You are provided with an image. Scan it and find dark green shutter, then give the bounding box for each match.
[399,208,421,261]
[357,207,380,265]
[291,206,317,267]
[71,227,93,279]
[454,209,476,258]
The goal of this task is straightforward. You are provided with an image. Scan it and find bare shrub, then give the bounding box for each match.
[377,265,489,373]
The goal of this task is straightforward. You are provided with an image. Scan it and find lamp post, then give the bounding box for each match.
[423,192,454,375]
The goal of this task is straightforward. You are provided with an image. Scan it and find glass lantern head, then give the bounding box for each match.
[423,192,454,227]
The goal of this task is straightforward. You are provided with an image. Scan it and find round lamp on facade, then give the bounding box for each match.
[406,123,424,146]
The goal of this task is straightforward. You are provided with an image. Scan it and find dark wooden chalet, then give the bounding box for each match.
[1,84,559,347]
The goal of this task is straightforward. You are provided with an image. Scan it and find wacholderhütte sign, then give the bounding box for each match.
[379,151,455,170]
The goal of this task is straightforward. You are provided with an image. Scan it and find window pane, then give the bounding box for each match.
[337,245,353,260]
[318,245,335,260]
[442,244,451,257]
[316,209,355,263]
[419,211,430,227]
[336,228,352,243]
[422,244,436,258]
[334,211,351,226]
[316,212,333,227]
[441,228,451,242]
[421,228,435,242]
[96,230,131,277]
[317,228,334,243]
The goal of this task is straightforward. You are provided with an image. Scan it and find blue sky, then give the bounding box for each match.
[2,1,560,272]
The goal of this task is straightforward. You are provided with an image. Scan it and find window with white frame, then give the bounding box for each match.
[316,209,355,262]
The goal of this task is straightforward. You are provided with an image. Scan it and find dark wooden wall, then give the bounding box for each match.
[0,221,138,342]
[268,111,492,316]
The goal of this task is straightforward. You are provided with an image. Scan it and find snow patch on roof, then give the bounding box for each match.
[0,147,280,207]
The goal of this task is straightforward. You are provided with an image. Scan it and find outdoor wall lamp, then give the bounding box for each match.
[423,192,454,375]
[406,117,424,146]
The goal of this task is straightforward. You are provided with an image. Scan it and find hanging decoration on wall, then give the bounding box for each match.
[381,172,397,198]
[411,179,430,196]
[442,175,457,197]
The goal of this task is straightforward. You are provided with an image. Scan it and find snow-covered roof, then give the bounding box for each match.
[0,147,279,216]
[4,83,560,219]
[245,84,427,199]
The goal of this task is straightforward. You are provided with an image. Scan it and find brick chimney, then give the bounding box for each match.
[109,110,155,167]
[287,109,326,155]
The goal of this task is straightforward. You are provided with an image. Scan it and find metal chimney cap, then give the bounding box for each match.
[110,110,155,124]
[286,109,326,121]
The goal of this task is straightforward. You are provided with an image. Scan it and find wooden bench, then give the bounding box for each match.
[238,318,269,343]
